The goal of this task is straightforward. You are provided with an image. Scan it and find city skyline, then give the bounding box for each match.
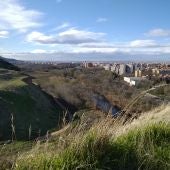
[0,0,170,61]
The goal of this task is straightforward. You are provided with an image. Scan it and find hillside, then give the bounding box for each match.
[29,68,164,116]
[0,103,169,169]
[0,60,169,169]
[0,56,20,71]
[0,68,64,141]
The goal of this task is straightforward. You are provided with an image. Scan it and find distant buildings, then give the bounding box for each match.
[103,64,111,71]
[119,64,126,75]
[126,64,134,74]
[135,70,142,77]
[159,69,170,82]
[152,68,160,76]
[151,68,170,79]
[159,69,170,76]
[124,77,146,86]
[111,64,119,74]
[81,61,170,83]
[83,62,93,68]
[104,63,134,75]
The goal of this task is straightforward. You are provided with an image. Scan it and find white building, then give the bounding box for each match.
[103,64,111,71]
[119,64,126,75]
[124,77,146,86]
[111,64,119,74]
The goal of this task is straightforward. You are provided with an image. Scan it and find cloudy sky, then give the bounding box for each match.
[0,0,170,61]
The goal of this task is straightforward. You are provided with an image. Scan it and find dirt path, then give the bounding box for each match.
[51,124,70,137]
[121,84,169,114]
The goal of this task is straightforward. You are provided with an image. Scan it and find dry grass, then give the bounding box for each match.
[14,104,170,170]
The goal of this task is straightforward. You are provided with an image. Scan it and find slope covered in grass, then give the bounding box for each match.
[0,57,20,71]
[14,105,170,170]
[0,69,63,141]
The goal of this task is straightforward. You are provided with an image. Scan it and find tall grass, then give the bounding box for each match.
[11,113,16,142]
[15,121,170,170]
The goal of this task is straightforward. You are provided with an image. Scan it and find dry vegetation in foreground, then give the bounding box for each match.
[12,104,170,170]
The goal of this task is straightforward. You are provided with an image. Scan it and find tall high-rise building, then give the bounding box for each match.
[126,64,134,73]
[119,64,126,75]
[111,64,119,74]
[135,70,142,77]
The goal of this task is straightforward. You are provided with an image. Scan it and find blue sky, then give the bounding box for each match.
[0,0,170,61]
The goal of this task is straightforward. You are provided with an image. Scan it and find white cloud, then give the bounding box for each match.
[71,40,170,55]
[129,40,157,47]
[0,0,43,32]
[53,22,71,31]
[146,28,170,37]
[31,49,47,53]
[26,31,170,56]
[26,28,106,44]
[78,40,158,49]
[96,17,108,23]
[71,47,118,53]
[27,31,53,43]
[58,28,106,43]
[23,25,170,57]
[0,30,9,38]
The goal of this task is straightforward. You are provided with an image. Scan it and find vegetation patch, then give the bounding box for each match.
[15,122,170,170]
[0,72,63,140]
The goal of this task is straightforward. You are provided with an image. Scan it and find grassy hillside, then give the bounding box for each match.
[0,104,167,170]
[0,57,20,71]
[0,69,63,141]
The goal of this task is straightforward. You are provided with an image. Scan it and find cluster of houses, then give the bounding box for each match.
[82,61,170,86]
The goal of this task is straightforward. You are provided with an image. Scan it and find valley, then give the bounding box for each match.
[0,57,169,169]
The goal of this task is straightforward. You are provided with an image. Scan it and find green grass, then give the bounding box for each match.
[0,57,20,71]
[15,122,170,170]
[150,85,170,100]
[0,71,63,141]
[0,141,33,170]
[0,69,26,90]
[0,77,26,90]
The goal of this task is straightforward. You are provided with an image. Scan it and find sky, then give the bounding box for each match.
[0,0,170,61]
